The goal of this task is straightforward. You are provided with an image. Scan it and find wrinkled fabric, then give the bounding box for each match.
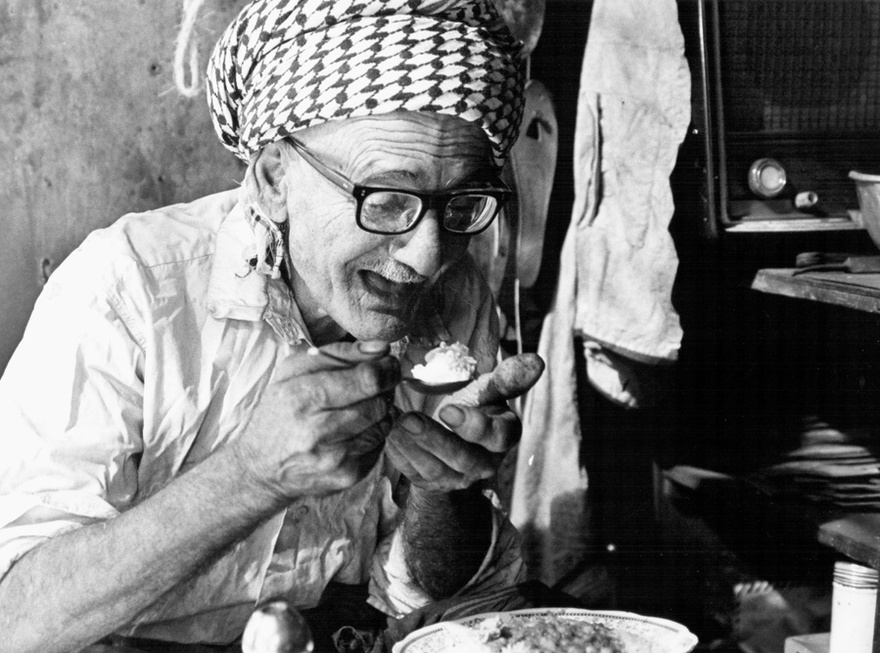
[369,487,524,618]
[511,0,689,586]
[510,216,589,587]
[0,189,523,644]
[573,0,689,402]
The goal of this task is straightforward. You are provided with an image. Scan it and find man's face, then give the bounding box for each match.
[280,112,496,342]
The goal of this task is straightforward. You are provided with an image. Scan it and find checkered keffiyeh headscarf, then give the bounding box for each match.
[206,0,526,164]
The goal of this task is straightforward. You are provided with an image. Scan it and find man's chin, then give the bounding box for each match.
[345,315,408,342]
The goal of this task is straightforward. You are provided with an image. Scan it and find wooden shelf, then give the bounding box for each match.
[818,513,880,570]
[752,268,880,314]
[748,271,880,569]
[726,218,864,233]
[665,467,880,569]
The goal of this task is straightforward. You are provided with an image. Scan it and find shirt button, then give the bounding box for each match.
[291,505,309,524]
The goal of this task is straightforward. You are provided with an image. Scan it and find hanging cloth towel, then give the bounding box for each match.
[511,0,690,586]
[574,0,689,403]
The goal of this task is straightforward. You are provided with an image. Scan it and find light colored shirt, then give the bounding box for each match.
[0,189,524,644]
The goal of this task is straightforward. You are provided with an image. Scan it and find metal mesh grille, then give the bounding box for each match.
[718,0,880,134]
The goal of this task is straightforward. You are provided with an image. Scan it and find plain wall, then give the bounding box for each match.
[0,0,248,373]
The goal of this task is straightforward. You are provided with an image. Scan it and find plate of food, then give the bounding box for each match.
[392,608,698,653]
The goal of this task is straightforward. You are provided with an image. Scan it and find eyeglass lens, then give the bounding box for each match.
[360,192,499,234]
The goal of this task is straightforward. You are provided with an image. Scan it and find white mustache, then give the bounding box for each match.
[370,260,427,285]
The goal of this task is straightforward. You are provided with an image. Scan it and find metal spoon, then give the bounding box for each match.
[307,347,472,395]
[400,376,471,395]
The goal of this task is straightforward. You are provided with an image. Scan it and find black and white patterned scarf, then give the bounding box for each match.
[206,0,525,164]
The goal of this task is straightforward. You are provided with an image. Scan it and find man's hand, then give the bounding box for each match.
[386,353,544,599]
[233,340,400,502]
[385,353,544,490]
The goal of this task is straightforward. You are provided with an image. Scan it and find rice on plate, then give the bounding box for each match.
[392,609,699,653]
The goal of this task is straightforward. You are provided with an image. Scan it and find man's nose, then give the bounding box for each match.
[390,211,443,278]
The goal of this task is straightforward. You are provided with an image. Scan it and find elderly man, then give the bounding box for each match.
[0,1,544,652]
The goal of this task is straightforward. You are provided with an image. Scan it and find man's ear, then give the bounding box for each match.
[244,141,290,224]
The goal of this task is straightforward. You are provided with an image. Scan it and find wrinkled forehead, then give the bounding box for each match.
[297,113,491,155]
[294,112,497,185]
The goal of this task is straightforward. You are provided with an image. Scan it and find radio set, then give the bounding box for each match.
[681,0,880,239]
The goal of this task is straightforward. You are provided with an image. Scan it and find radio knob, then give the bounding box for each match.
[748,158,787,198]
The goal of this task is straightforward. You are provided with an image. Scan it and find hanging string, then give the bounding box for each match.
[173,0,207,98]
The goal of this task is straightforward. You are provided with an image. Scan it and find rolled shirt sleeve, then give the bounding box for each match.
[367,489,526,618]
[0,241,147,581]
[0,495,118,580]
[0,201,291,644]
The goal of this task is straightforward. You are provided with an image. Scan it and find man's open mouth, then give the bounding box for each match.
[359,270,422,303]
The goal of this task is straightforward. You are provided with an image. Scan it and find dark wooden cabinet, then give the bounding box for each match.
[752,268,880,652]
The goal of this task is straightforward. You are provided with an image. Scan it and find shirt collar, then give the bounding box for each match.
[206,194,457,350]
[206,197,309,345]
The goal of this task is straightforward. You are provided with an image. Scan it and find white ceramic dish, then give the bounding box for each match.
[850,170,880,252]
[392,608,699,653]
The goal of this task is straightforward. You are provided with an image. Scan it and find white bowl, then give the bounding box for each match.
[392,608,698,653]
[850,170,880,251]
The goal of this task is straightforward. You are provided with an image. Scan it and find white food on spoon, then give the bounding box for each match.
[410,342,477,385]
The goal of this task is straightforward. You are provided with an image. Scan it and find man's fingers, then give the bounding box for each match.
[278,340,393,377]
[437,404,521,453]
[387,413,496,484]
[385,437,457,486]
[371,352,543,491]
[319,395,395,446]
[269,343,400,410]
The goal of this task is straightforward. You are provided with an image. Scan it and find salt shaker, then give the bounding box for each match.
[829,561,878,653]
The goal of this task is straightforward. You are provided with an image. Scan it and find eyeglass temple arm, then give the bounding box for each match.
[288,138,356,193]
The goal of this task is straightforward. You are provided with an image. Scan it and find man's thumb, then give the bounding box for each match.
[483,353,545,402]
[448,353,545,406]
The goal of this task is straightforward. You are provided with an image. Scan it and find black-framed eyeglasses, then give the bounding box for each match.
[288,137,510,236]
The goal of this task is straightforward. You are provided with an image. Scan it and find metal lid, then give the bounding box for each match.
[834,561,879,590]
